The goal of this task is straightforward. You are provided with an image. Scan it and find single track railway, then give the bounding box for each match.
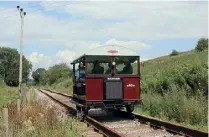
[37,88,208,137]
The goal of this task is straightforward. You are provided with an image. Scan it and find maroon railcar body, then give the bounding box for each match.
[71,45,142,114]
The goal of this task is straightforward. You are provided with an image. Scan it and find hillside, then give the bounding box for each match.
[135,49,208,131]
[140,50,208,95]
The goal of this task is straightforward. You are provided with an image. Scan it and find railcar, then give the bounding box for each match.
[71,45,142,115]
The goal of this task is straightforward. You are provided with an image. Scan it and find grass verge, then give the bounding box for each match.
[6,99,81,137]
[135,88,208,132]
[0,83,18,108]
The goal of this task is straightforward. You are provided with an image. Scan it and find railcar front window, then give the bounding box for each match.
[115,56,138,75]
[87,56,112,74]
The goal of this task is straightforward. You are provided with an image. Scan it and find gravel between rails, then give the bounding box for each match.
[99,117,184,137]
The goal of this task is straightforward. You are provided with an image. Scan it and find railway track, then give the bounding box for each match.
[37,88,208,137]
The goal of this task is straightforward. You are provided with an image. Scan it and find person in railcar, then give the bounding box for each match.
[119,60,133,74]
[91,60,104,74]
[105,62,111,74]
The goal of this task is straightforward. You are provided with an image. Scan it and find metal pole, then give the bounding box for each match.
[17,6,26,98]
[18,15,23,97]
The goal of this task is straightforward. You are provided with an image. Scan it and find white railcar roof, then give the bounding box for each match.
[71,44,139,63]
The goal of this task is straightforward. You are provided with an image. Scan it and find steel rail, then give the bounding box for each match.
[133,113,208,137]
[39,88,208,137]
[38,89,124,137]
[42,88,72,98]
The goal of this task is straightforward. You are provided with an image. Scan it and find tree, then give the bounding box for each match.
[32,68,46,84]
[170,49,179,56]
[46,63,72,85]
[195,38,208,51]
[0,47,32,86]
[36,63,72,86]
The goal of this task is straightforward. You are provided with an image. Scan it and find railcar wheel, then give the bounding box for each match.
[126,105,134,114]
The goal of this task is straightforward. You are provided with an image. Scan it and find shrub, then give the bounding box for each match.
[170,49,179,56]
[195,38,208,52]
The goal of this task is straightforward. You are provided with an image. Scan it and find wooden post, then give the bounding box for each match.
[17,99,21,113]
[3,108,8,137]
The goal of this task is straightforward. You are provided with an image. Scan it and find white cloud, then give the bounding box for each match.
[105,39,151,51]
[56,50,76,62]
[39,1,208,39]
[27,52,53,70]
[0,1,207,48]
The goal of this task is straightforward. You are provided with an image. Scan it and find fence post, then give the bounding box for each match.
[3,108,8,137]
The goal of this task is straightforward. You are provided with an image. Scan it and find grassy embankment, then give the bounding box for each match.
[135,50,208,131]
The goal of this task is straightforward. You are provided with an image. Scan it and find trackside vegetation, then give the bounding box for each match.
[0,80,18,108]
[135,38,208,131]
[0,85,81,137]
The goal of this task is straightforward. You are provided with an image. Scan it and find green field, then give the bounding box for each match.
[135,49,208,131]
[0,81,18,108]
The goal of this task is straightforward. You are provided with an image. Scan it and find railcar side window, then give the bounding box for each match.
[87,56,112,74]
[115,56,138,75]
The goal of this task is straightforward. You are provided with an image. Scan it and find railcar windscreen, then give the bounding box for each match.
[115,56,138,75]
[87,56,112,74]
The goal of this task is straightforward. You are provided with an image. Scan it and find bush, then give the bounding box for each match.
[195,38,208,52]
[170,49,179,56]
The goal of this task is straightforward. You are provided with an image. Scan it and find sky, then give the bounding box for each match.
[0,0,208,73]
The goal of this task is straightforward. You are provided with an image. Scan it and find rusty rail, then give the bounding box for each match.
[39,88,208,137]
[42,88,72,98]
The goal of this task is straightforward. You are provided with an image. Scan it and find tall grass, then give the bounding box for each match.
[7,100,80,137]
[135,88,208,131]
[0,81,18,108]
